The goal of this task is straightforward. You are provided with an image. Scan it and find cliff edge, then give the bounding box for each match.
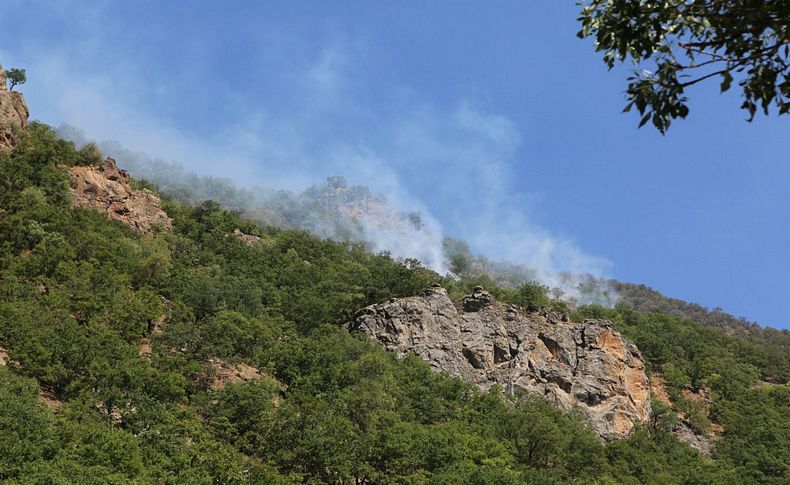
[0,65,30,153]
[351,285,651,438]
[69,157,173,233]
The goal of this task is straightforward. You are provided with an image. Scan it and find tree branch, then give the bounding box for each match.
[678,68,731,88]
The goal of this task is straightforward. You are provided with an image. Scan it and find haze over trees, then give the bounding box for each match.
[0,5,789,480]
[55,126,790,340]
[0,122,787,483]
[578,1,790,132]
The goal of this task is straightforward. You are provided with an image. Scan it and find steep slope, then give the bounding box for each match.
[615,281,790,347]
[352,285,650,438]
[0,66,29,152]
[69,157,173,232]
[2,91,787,482]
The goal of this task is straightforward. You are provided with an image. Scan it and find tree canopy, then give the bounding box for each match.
[578,0,790,133]
[0,123,788,482]
[4,68,26,91]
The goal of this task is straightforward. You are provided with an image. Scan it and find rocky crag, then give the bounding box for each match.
[69,157,173,233]
[352,285,651,438]
[0,65,30,153]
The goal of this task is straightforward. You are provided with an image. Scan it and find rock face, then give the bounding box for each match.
[69,158,173,233]
[208,358,263,390]
[0,65,30,153]
[672,421,715,455]
[232,228,262,246]
[352,286,651,438]
[651,373,717,454]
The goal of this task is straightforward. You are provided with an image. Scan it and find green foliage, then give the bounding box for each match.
[513,280,551,311]
[714,385,790,483]
[4,67,26,91]
[572,301,790,482]
[447,278,565,314]
[578,1,790,133]
[205,378,282,452]
[0,367,53,479]
[616,282,790,381]
[0,124,787,482]
[605,428,736,484]
[77,142,104,166]
[443,236,474,276]
[649,397,678,433]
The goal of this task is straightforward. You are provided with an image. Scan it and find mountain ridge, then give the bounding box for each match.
[1,84,787,482]
[56,125,789,339]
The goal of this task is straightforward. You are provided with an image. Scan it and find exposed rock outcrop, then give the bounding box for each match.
[352,285,651,438]
[138,312,167,357]
[232,228,261,246]
[208,359,262,390]
[37,388,65,412]
[650,373,718,454]
[69,158,173,233]
[672,421,715,455]
[650,373,672,406]
[0,65,29,153]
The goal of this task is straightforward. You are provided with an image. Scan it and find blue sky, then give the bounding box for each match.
[2,1,788,328]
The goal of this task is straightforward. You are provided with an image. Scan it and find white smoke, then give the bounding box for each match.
[61,124,617,305]
[5,25,618,305]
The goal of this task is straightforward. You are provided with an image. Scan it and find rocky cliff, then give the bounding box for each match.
[0,65,30,153]
[352,285,651,438]
[69,157,173,233]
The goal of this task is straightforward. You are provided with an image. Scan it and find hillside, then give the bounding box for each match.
[57,125,790,345]
[56,126,447,273]
[1,101,789,481]
[615,282,790,348]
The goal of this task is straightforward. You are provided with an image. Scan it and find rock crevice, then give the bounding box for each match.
[351,286,651,438]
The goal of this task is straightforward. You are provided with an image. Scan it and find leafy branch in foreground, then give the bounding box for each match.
[578,0,790,133]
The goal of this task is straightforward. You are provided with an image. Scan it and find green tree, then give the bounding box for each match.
[4,67,26,91]
[0,367,53,480]
[443,236,474,276]
[514,280,551,311]
[4,119,787,483]
[578,1,790,133]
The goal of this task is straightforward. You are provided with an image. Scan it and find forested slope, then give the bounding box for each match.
[0,124,787,483]
[615,282,790,348]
